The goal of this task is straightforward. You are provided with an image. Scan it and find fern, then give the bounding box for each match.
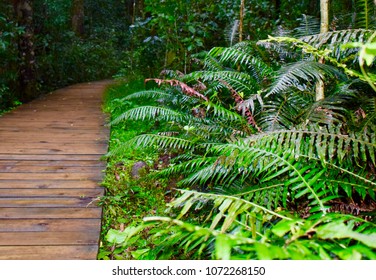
[107,194,376,259]
[105,29,376,260]
[300,29,374,62]
[245,128,376,167]
[187,70,259,95]
[107,134,196,158]
[294,14,321,37]
[170,189,291,226]
[208,44,273,80]
[258,90,312,130]
[119,89,172,102]
[267,61,342,97]
[111,106,186,124]
[356,0,376,29]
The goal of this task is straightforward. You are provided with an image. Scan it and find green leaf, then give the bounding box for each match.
[106,229,128,244]
[215,234,232,260]
[272,219,299,237]
[316,221,376,248]
[131,249,150,259]
[106,226,143,245]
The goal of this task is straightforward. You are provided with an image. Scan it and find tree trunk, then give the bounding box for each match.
[72,0,85,36]
[13,0,37,102]
[320,0,330,33]
[239,0,245,43]
[316,0,329,101]
[125,0,144,24]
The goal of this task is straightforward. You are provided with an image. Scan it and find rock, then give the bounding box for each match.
[131,161,149,179]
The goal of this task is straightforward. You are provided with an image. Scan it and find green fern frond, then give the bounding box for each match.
[120,89,172,101]
[358,96,376,129]
[156,157,217,178]
[245,128,376,167]
[294,14,321,37]
[134,212,376,259]
[258,91,311,130]
[231,181,287,209]
[107,134,195,157]
[300,29,374,62]
[205,101,247,123]
[132,134,194,150]
[176,142,328,212]
[262,36,367,79]
[111,106,185,124]
[208,45,273,80]
[300,29,373,51]
[170,128,375,209]
[355,0,376,29]
[188,70,258,95]
[143,216,253,259]
[267,61,341,97]
[169,189,291,227]
[203,53,225,71]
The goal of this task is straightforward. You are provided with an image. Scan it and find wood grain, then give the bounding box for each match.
[0,81,110,260]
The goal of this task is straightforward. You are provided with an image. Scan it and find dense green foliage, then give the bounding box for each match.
[1,0,375,260]
[1,0,363,110]
[1,0,130,110]
[99,81,173,260]
[0,9,22,112]
[103,2,376,259]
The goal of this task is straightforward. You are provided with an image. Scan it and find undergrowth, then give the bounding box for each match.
[100,30,376,260]
[98,80,171,260]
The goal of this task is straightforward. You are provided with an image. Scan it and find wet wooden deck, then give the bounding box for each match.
[0,81,110,259]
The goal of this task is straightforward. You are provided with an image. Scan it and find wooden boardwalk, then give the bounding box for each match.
[0,81,110,259]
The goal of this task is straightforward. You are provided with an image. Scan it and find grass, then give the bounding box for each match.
[98,79,171,260]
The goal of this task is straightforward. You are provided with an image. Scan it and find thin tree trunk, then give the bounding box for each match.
[239,0,245,43]
[316,0,329,101]
[320,0,330,33]
[72,0,85,36]
[13,0,37,102]
[137,0,144,19]
[125,0,134,24]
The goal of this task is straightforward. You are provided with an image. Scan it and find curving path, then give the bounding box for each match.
[0,81,110,259]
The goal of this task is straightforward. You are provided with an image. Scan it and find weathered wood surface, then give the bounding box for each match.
[0,81,110,259]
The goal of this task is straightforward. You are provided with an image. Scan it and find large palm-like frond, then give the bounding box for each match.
[267,61,343,97]
[300,29,374,62]
[208,44,273,81]
[355,0,376,29]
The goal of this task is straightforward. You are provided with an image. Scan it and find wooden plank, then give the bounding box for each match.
[0,142,107,150]
[0,127,106,132]
[1,114,107,121]
[0,160,105,167]
[0,188,103,198]
[0,208,102,219]
[0,164,105,173]
[0,231,100,246]
[0,140,108,145]
[0,172,103,180]
[0,197,100,207]
[0,245,99,260]
[0,180,102,189]
[0,122,106,128]
[0,154,104,161]
[0,219,101,232]
[0,131,108,138]
[0,146,108,155]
